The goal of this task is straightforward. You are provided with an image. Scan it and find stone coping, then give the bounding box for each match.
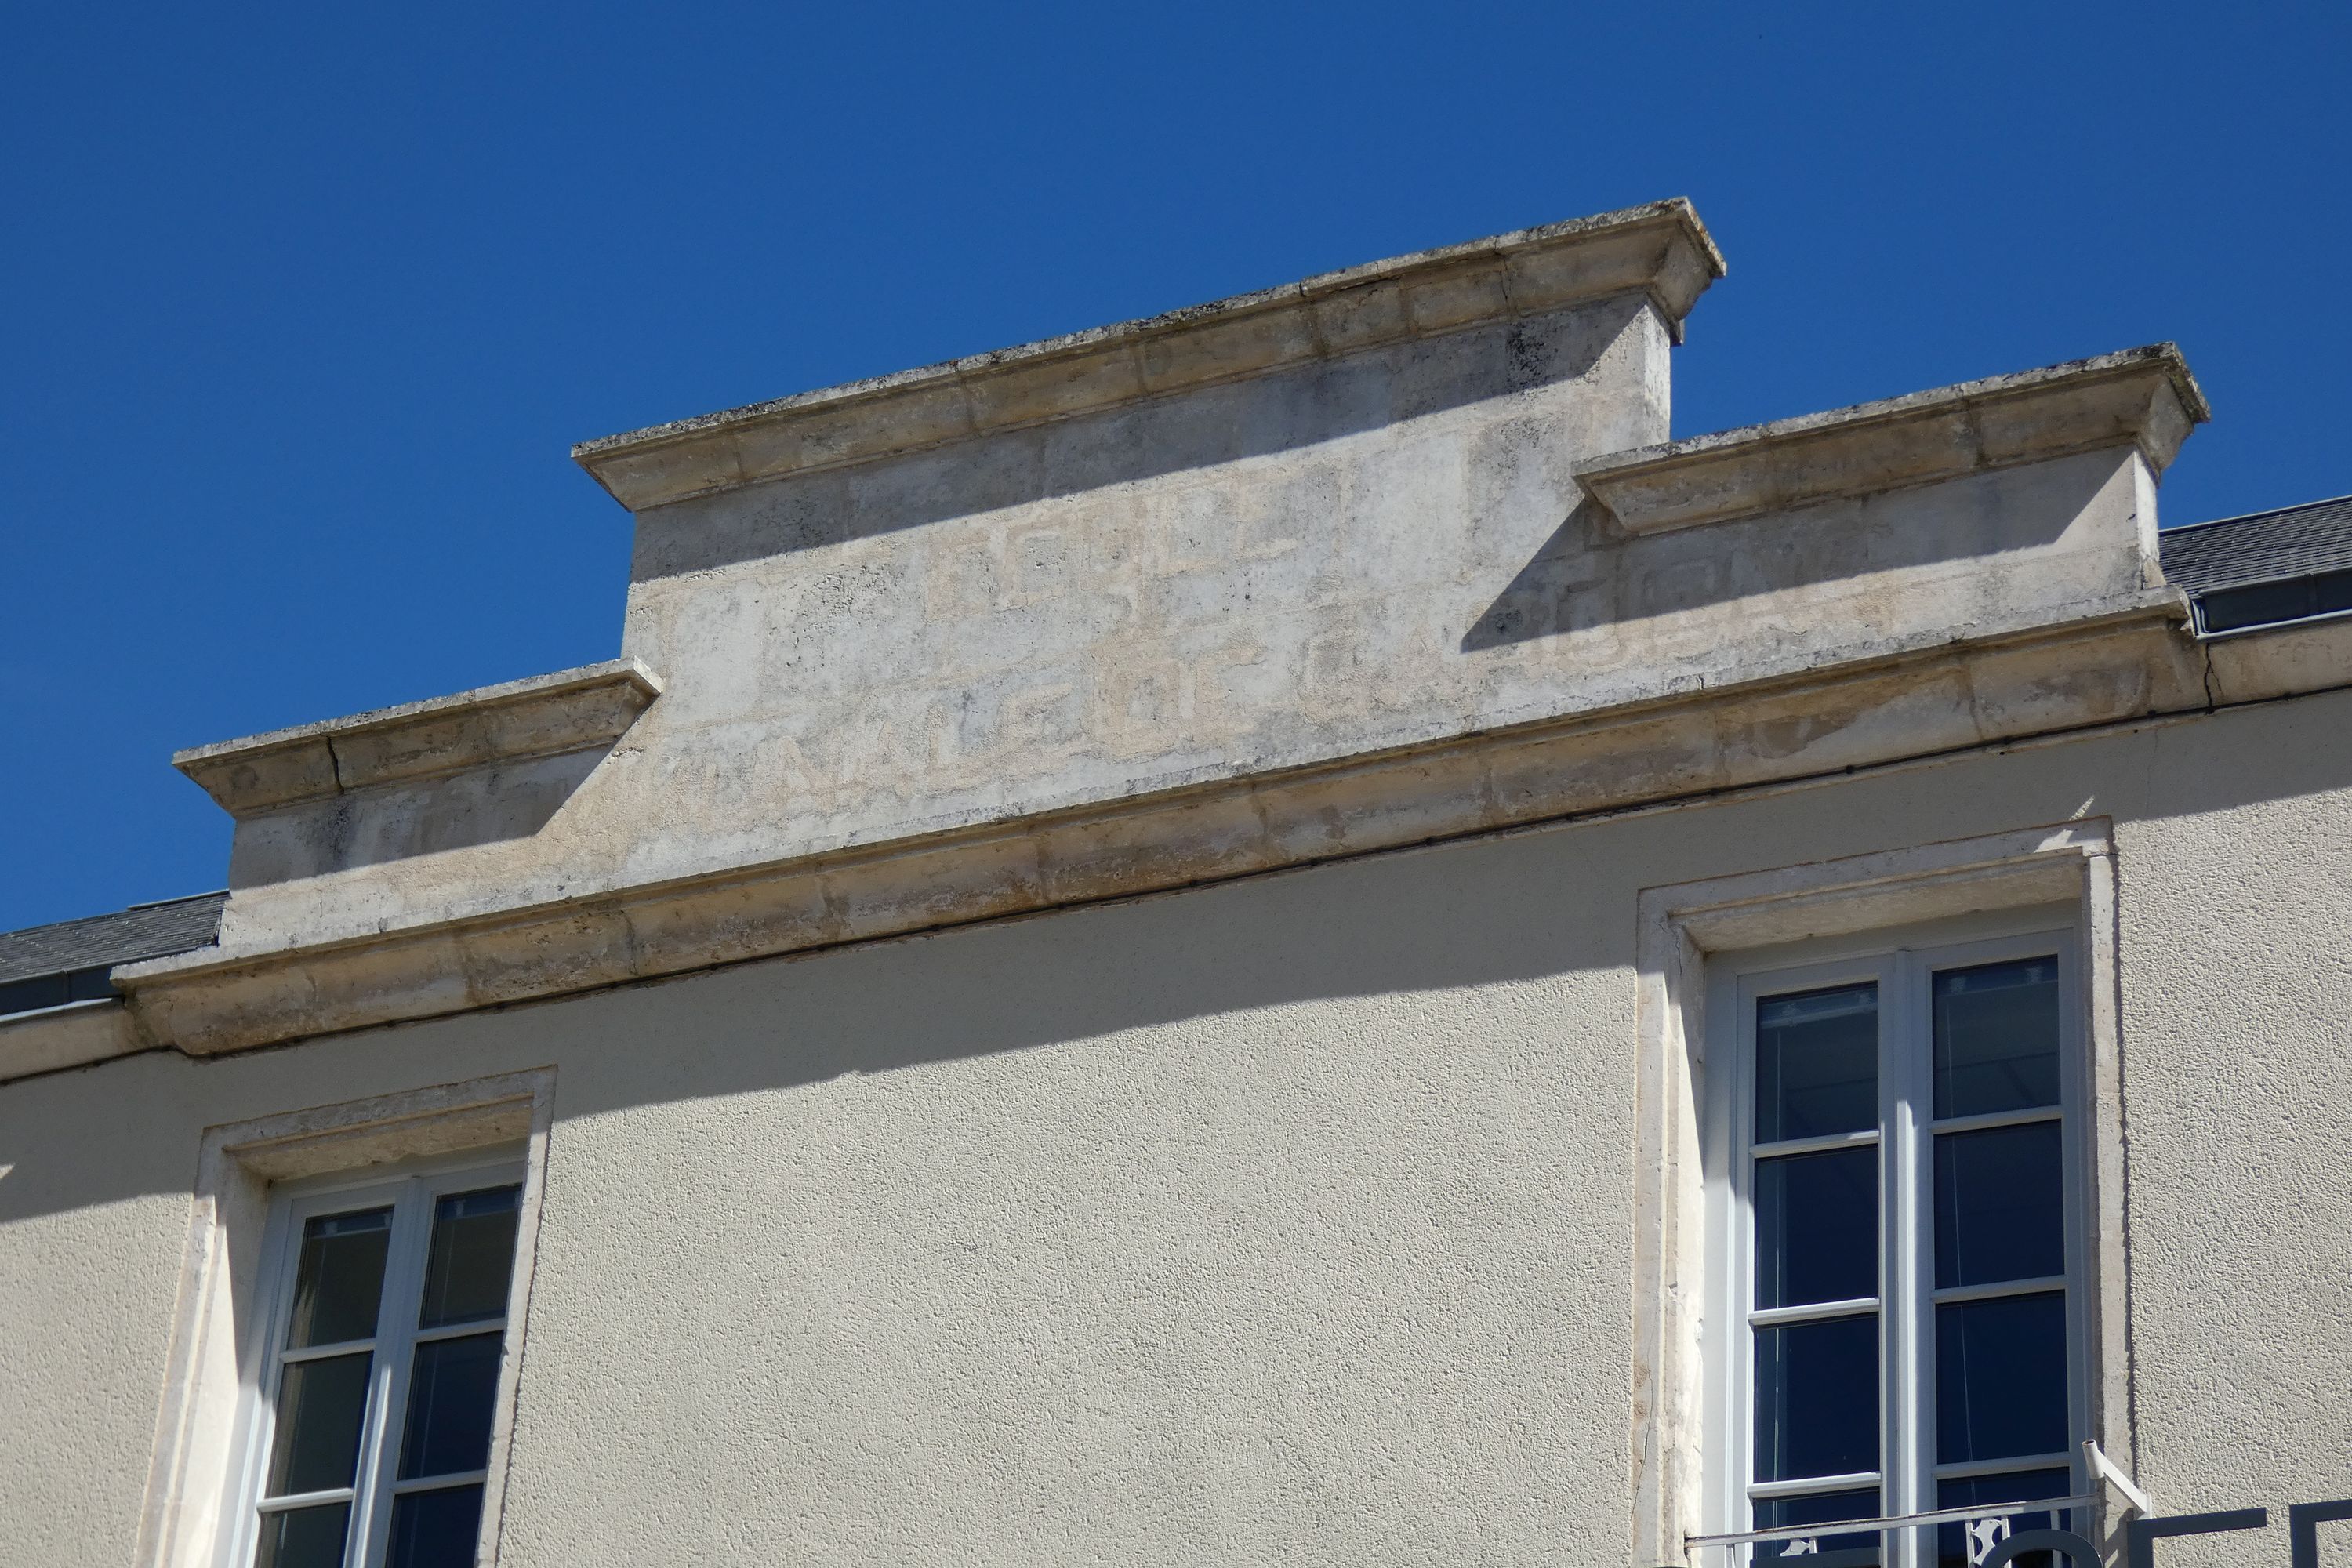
[572,199,1726,512]
[176,659,665,818]
[1573,345,2211,535]
[113,595,2346,1065]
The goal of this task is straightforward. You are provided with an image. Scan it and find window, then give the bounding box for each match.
[1708,922,2086,1568]
[230,1155,527,1568]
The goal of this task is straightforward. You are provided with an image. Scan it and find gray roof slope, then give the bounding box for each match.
[0,891,227,985]
[2162,494,2352,594]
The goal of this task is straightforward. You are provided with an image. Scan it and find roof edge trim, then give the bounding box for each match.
[570,198,1724,512]
[174,659,666,818]
[1573,345,2209,536]
[115,599,2274,1062]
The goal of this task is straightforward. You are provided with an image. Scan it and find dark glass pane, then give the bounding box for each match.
[399,1332,503,1479]
[1936,1123,2063,1288]
[1936,1292,2068,1463]
[1758,984,1879,1142]
[1757,1146,1878,1308]
[387,1483,485,1568]
[287,1208,391,1349]
[419,1185,521,1330]
[1755,1313,1879,1481]
[1933,960,2060,1119]
[1936,1468,2074,1568]
[251,1501,350,1568]
[1756,1488,1883,1559]
[266,1352,372,1497]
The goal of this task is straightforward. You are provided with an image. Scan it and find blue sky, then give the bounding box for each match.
[3,2,2346,931]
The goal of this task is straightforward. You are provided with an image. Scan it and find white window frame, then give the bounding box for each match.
[1700,908,2091,1568]
[222,1146,529,1568]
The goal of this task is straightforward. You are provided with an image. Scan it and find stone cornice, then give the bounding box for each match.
[175,659,665,818]
[0,1000,143,1080]
[571,200,1725,512]
[1574,345,2210,535]
[107,595,2320,1065]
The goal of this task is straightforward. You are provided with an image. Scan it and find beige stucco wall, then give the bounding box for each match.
[5,689,2349,1568]
[2110,714,2352,1551]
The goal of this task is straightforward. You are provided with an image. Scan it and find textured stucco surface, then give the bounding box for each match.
[184,310,2175,972]
[205,294,1676,950]
[4,691,2349,1567]
[2108,721,2352,1565]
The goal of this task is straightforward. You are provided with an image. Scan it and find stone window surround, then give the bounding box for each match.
[132,1069,556,1568]
[1630,824,2133,1568]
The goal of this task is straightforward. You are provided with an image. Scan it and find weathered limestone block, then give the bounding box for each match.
[115,199,2274,1060]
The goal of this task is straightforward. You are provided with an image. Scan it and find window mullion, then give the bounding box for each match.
[1751,1128,1880,1159]
[230,1202,306,1568]
[1889,949,1935,1568]
[1748,1296,1880,1328]
[353,1178,433,1568]
[1749,1471,1883,1501]
[1875,950,1903,1563]
[2060,939,2092,1511]
[256,1484,358,1512]
[388,1467,492,1495]
[1910,949,1942,1568]
[278,1337,376,1365]
[412,1314,508,1347]
[1926,1105,2062,1137]
[1931,1274,2068,1306]
[1934,1451,2076,1483]
[1727,975,1758,1544]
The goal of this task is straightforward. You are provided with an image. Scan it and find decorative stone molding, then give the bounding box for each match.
[1628,825,2132,1568]
[1575,345,2209,535]
[110,598,2264,1060]
[571,199,1725,511]
[18,600,2337,1077]
[131,1070,556,1568]
[174,659,664,818]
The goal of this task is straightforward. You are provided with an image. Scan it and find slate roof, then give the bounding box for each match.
[0,891,227,989]
[2161,494,2352,594]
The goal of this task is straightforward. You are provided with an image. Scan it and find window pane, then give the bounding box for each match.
[287,1208,391,1349]
[399,1332,503,1479]
[1755,1488,1883,1559]
[266,1352,373,1497]
[251,1501,351,1568]
[1758,983,1879,1142]
[386,1483,485,1568]
[1757,1146,1878,1308]
[1755,1313,1879,1482]
[1936,1467,2073,1568]
[1933,959,2060,1119]
[1936,1292,2068,1464]
[419,1185,522,1330]
[1935,1123,2063,1289]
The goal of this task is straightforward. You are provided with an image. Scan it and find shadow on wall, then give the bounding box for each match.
[216,439,2125,888]
[223,746,607,887]
[0,811,1609,1227]
[627,296,1649,582]
[626,280,2120,663]
[4,626,2351,1235]
[1462,451,2117,652]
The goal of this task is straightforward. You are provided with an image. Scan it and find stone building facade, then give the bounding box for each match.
[4,199,2350,1568]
